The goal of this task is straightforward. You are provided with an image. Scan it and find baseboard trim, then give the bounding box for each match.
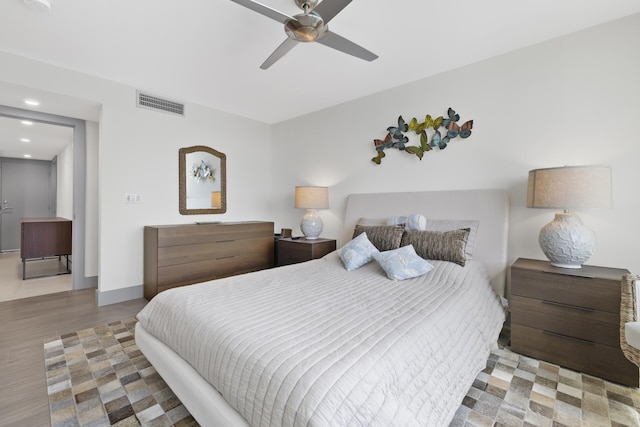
[95,285,143,307]
[75,275,98,290]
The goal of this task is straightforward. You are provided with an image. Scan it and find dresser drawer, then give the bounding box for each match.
[157,251,273,290]
[157,222,273,247]
[510,295,619,347]
[158,236,273,266]
[511,325,638,387]
[511,266,620,313]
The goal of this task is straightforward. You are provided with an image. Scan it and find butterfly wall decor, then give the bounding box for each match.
[371,108,474,164]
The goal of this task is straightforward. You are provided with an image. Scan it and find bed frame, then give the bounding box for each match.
[135,188,510,427]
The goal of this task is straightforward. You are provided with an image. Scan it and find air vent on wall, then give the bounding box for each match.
[136,91,185,116]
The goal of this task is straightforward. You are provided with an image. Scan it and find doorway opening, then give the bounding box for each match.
[0,105,87,298]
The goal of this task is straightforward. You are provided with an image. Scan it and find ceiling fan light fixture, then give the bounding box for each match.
[285,13,326,42]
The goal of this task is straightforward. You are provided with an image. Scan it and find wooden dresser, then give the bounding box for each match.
[510,258,638,387]
[144,221,274,299]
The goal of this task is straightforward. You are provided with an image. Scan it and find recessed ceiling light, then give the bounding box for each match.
[24,154,32,158]
[24,99,41,106]
[21,120,33,125]
[20,138,31,143]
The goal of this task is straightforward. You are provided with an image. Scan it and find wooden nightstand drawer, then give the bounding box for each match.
[277,238,336,266]
[510,295,619,348]
[511,264,621,313]
[511,324,637,387]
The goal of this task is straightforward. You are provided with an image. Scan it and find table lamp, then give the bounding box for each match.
[294,186,329,240]
[527,165,612,269]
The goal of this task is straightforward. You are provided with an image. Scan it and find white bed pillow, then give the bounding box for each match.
[356,217,387,226]
[425,219,479,258]
[338,232,379,271]
[373,244,434,281]
[357,215,427,231]
[386,214,427,231]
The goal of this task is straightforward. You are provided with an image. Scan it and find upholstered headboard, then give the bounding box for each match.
[342,189,510,297]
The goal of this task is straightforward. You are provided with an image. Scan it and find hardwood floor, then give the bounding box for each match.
[0,289,147,426]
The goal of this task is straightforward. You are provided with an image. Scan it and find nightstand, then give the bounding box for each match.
[510,258,638,387]
[277,237,337,267]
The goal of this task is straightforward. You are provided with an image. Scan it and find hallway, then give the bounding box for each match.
[0,251,71,302]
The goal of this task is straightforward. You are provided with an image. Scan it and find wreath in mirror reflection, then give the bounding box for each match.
[191,160,216,183]
[371,108,474,165]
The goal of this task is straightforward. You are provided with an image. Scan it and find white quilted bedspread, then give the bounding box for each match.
[136,252,506,427]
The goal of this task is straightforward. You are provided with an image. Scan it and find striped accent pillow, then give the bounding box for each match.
[353,225,404,252]
[425,220,479,259]
[400,228,470,266]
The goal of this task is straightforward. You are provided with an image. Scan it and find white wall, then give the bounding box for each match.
[271,14,640,284]
[98,98,272,295]
[0,51,273,299]
[55,142,73,220]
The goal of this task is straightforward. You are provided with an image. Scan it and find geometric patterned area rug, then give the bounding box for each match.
[450,348,640,427]
[44,318,197,427]
[45,319,640,427]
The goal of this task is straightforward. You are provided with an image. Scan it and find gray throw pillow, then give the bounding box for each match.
[353,225,404,252]
[400,228,470,266]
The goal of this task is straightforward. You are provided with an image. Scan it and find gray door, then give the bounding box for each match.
[0,158,54,252]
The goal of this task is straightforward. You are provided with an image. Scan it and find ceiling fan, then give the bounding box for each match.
[231,0,378,69]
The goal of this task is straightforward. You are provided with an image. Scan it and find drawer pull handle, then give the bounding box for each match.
[542,300,594,312]
[217,255,236,260]
[216,239,236,243]
[542,269,595,279]
[543,330,595,345]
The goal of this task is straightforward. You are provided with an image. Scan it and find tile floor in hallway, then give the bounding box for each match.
[0,251,72,302]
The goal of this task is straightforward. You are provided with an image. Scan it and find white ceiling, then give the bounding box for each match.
[0,0,639,158]
[0,81,98,160]
[0,116,72,161]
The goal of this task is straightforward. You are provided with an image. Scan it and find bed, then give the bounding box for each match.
[135,189,510,427]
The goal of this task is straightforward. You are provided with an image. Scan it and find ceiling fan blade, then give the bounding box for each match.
[230,0,293,24]
[316,31,378,61]
[313,0,352,23]
[260,38,299,69]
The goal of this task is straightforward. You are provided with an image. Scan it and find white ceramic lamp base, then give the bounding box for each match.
[300,209,323,240]
[538,212,596,269]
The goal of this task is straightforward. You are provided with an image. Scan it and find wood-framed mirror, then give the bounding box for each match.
[179,145,226,214]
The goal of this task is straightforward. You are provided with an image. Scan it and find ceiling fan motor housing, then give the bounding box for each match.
[285,12,326,42]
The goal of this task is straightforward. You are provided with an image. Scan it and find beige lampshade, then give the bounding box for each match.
[527,166,612,210]
[294,186,329,209]
[211,191,222,208]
